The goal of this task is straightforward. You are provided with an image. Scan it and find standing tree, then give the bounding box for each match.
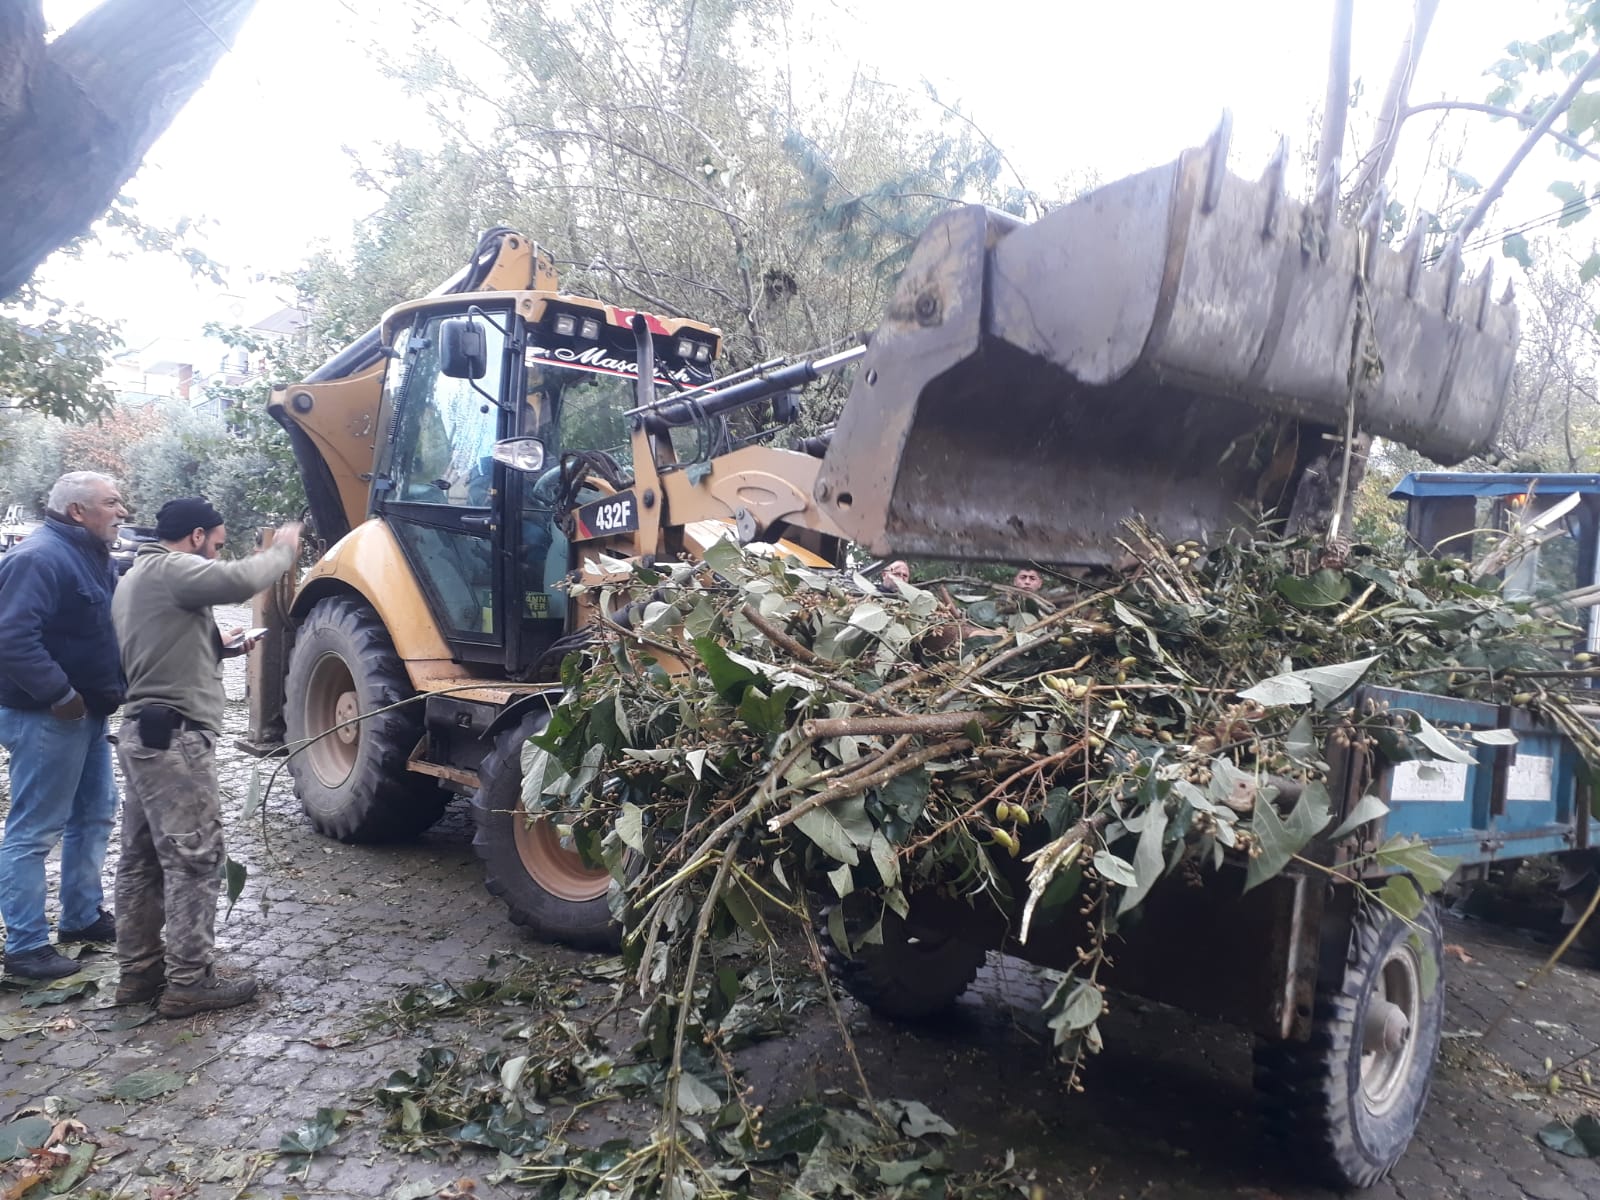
[0,0,258,298]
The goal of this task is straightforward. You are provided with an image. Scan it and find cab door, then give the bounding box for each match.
[374,307,514,663]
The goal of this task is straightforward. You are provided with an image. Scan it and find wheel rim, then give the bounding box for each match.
[303,651,361,788]
[1359,939,1422,1115]
[514,814,612,903]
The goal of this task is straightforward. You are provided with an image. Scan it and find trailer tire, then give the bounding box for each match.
[1253,884,1444,1188]
[820,901,986,1020]
[471,716,621,950]
[284,595,446,841]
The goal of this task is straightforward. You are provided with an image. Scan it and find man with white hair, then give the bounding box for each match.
[0,471,129,980]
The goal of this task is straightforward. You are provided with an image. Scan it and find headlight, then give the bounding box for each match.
[579,318,600,340]
[552,313,577,337]
[676,338,695,359]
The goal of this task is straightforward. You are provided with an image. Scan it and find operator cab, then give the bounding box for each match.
[371,296,717,677]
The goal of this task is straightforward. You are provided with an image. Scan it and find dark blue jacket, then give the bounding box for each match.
[0,516,125,716]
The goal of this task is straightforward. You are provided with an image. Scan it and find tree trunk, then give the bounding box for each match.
[0,0,259,299]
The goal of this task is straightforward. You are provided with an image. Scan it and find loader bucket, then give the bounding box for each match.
[815,119,1521,565]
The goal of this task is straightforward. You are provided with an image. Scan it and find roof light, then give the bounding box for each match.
[693,343,712,363]
[579,318,601,340]
[552,313,577,337]
[676,337,695,359]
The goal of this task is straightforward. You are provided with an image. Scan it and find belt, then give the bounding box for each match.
[131,709,205,732]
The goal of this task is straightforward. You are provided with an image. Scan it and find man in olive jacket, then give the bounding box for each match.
[111,496,301,1018]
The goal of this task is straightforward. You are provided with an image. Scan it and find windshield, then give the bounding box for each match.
[527,363,674,473]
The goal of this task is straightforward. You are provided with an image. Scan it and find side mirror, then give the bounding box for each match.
[491,437,548,473]
[440,317,488,379]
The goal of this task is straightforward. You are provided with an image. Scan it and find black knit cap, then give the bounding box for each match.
[155,496,225,541]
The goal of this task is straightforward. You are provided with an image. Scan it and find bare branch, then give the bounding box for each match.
[1402,100,1600,168]
[1457,53,1600,242]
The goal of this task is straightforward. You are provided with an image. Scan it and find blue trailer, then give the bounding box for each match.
[830,472,1600,1190]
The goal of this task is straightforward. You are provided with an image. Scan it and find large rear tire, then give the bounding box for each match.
[471,716,620,950]
[284,595,447,842]
[821,901,987,1020]
[1253,885,1444,1188]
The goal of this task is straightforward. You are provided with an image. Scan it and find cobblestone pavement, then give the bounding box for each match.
[3,612,1600,1197]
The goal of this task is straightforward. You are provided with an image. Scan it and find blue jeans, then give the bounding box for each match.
[0,706,116,955]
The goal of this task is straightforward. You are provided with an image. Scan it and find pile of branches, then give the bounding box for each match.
[520,523,1585,1190]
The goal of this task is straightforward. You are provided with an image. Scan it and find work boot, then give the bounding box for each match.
[4,945,82,981]
[158,969,259,1019]
[114,966,166,1006]
[59,908,116,944]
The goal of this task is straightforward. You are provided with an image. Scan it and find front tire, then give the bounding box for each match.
[1253,884,1444,1188]
[284,595,446,842]
[471,716,620,950]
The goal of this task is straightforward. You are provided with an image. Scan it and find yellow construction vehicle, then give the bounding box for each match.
[249,122,1518,956]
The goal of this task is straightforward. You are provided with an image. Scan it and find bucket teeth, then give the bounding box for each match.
[1313,159,1340,247]
[1360,187,1387,279]
[1403,213,1428,299]
[1261,136,1289,238]
[1203,109,1233,214]
[1476,257,1495,330]
[1438,234,1464,314]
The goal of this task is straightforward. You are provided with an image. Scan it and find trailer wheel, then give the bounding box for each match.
[284,595,446,841]
[1253,884,1444,1188]
[471,716,620,950]
[821,902,987,1020]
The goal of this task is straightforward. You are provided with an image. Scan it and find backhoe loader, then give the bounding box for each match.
[250,119,1519,1186]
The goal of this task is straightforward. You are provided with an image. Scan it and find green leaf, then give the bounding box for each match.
[693,636,761,704]
[1274,569,1352,609]
[109,1068,186,1101]
[1502,232,1533,268]
[1471,728,1518,746]
[1374,835,1455,893]
[1285,714,1319,763]
[848,600,891,634]
[1550,180,1592,226]
[792,806,861,866]
[1330,794,1389,841]
[279,1107,347,1155]
[675,1072,722,1115]
[1245,783,1332,891]
[616,802,645,853]
[1118,797,1168,914]
[700,537,742,575]
[738,684,793,735]
[1410,713,1477,764]
[0,1116,53,1161]
[1238,655,1380,709]
[1092,850,1137,888]
[1048,980,1105,1036]
[1570,90,1600,139]
[1379,875,1427,920]
[1582,251,1600,285]
[1538,1119,1595,1156]
[48,1139,96,1193]
[223,856,247,918]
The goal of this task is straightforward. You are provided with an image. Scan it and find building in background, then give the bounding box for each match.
[108,292,309,418]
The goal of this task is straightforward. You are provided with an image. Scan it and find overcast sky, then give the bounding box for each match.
[33,0,1579,348]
